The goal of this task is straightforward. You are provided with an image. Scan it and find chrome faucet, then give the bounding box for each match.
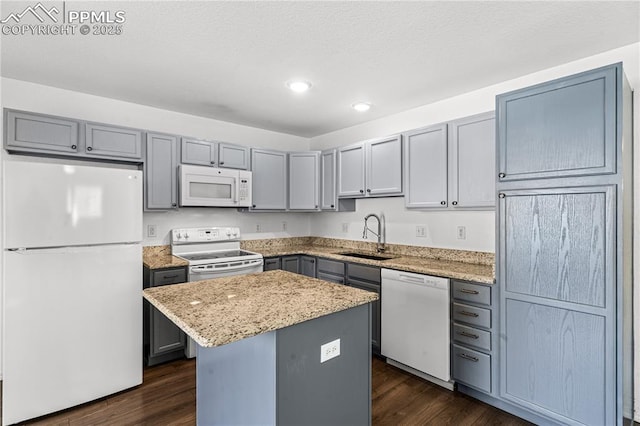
[362,213,385,253]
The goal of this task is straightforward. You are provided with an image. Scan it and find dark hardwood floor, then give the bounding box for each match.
[6,357,531,425]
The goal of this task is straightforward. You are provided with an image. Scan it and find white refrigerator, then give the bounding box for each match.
[2,161,143,425]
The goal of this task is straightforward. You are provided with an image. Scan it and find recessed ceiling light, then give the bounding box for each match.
[287,80,312,93]
[352,102,371,112]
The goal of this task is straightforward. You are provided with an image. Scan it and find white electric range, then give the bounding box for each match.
[171,226,263,357]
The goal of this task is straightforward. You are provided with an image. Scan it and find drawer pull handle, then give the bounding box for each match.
[458,311,479,317]
[458,353,479,362]
[162,274,180,279]
[458,331,479,339]
[458,288,479,295]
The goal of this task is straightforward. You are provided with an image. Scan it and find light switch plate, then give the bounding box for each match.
[320,338,340,363]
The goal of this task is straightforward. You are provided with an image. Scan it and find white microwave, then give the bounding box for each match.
[179,165,252,207]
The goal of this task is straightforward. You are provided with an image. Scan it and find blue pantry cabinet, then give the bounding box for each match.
[495,63,632,425]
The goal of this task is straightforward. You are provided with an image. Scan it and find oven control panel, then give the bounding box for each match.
[172,227,240,243]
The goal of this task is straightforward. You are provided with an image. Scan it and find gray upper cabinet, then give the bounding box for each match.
[366,135,402,196]
[250,148,287,210]
[289,151,320,210]
[337,143,366,197]
[338,135,402,199]
[320,149,337,210]
[404,123,448,208]
[181,138,249,170]
[145,133,179,210]
[5,110,80,154]
[404,114,496,209]
[218,142,249,170]
[181,138,216,166]
[448,112,495,208]
[85,123,143,160]
[497,66,616,182]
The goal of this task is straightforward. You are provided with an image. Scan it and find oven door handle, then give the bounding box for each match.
[190,259,263,274]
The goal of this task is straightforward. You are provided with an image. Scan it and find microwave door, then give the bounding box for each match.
[184,174,236,206]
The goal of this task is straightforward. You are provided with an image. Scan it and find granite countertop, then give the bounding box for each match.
[143,270,378,348]
[143,245,188,269]
[143,238,495,284]
[255,244,494,284]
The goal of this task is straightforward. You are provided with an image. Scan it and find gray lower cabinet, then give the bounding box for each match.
[251,148,288,210]
[5,109,80,154]
[317,258,346,284]
[346,263,381,354]
[145,133,179,210]
[263,257,281,271]
[85,123,143,160]
[495,63,632,425]
[143,267,187,366]
[451,280,496,396]
[289,152,320,210]
[300,256,316,278]
[281,256,300,273]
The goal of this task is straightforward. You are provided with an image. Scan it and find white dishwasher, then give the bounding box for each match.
[381,268,451,385]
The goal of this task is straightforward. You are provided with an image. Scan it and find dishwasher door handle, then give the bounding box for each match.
[398,274,427,284]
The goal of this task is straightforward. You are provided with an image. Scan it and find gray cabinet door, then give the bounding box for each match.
[5,110,80,154]
[498,186,616,424]
[366,135,402,196]
[85,123,143,160]
[181,138,217,166]
[337,143,365,197]
[348,278,381,352]
[449,112,495,208]
[145,133,179,210]
[289,152,320,210]
[404,123,448,208]
[497,66,616,182]
[218,142,249,170]
[263,257,282,271]
[281,256,300,274]
[320,149,337,210]
[151,307,186,355]
[300,256,316,278]
[251,148,288,209]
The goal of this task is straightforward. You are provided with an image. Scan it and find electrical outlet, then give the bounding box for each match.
[282,221,287,231]
[457,226,466,240]
[147,225,157,238]
[416,225,426,238]
[256,223,261,232]
[320,338,340,363]
[341,223,349,233]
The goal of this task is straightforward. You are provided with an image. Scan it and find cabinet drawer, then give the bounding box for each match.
[317,272,345,284]
[317,258,345,275]
[347,263,380,283]
[452,280,491,305]
[452,323,491,351]
[152,268,187,286]
[263,257,281,271]
[452,303,491,329]
[452,344,491,393]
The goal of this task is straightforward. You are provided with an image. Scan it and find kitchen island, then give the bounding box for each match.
[143,270,378,425]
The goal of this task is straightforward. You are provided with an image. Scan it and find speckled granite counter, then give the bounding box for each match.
[143,270,378,348]
[143,245,188,269]
[143,237,495,284]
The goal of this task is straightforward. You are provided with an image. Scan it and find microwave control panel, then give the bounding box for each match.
[238,171,252,205]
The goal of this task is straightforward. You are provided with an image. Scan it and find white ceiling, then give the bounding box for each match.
[1,1,639,138]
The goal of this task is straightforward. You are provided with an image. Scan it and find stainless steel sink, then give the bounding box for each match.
[339,252,396,261]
